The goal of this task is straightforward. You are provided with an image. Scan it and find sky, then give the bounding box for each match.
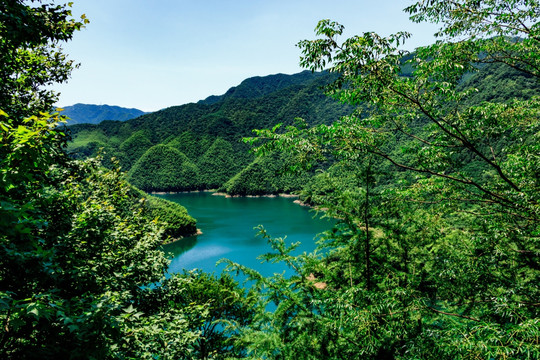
[52,0,440,112]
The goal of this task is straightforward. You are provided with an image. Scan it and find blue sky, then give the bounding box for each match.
[53,1,439,112]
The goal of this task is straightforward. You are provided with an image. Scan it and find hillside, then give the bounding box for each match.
[67,64,539,195]
[61,103,146,125]
[197,70,328,105]
[67,71,350,193]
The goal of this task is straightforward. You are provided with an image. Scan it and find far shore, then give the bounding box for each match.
[149,189,301,199]
[212,192,300,199]
[150,189,325,209]
[150,189,216,195]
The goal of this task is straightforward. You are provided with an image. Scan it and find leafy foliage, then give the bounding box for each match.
[1,110,177,357]
[141,271,259,360]
[0,2,251,358]
[232,1,540,358]
[0,0,87,119]
[140,191,197,240]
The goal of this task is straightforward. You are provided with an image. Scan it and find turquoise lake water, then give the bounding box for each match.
[159,192,333,278]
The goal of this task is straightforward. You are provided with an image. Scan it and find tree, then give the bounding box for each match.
[146,271,259,360]
[1,110,192,357]
[0,2,252,358]
[0,0,87,119]
[240,0,540,358]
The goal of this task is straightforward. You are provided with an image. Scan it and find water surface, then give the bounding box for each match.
[159,192,332,277]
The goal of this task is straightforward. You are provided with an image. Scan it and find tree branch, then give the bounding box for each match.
[389,83,523,193]
[426,305,481,322]
[369,147,517,207]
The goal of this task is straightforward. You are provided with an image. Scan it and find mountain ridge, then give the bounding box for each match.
[60,103,147,125]
[66,64,539,195]
[197,70,328,105]
[66,70,346,194]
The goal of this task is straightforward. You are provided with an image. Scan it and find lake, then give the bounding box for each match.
[158,192,333,278]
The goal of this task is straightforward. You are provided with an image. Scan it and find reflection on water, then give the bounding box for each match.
[163,235,197,258]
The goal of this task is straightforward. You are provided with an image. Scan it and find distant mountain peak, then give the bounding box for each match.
[61,103,147,125]
[198,70,327,105]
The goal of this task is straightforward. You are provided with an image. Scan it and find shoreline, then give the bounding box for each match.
[293,199,328,212]
[163,228,203,245]
[150,189,216,195]
[150,189,301,200]
[212,192,300,199]
[152,189,325,210]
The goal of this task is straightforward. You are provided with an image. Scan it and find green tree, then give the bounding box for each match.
[144,271,259,360]
[0,2,250,358]
[0,110,194,357]
[140,192,198,240]
[0,0,87,119]
[240,0,540,358]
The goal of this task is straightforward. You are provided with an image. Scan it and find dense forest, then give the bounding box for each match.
[1,0,539,359]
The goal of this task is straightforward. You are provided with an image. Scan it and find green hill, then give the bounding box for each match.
[127,145,200,192]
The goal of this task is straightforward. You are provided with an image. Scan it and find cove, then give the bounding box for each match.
[158,192,333,278]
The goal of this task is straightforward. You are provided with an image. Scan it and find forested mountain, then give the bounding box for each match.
[61,103,146,125]
[197,70,328,104]
[68,59,539,196]
[67,70,351,193]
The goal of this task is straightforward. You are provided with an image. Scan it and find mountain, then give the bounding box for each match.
[197,70,328,105]
[66,64,539,195]
[66,70,350,193]
[60,103,146,125]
